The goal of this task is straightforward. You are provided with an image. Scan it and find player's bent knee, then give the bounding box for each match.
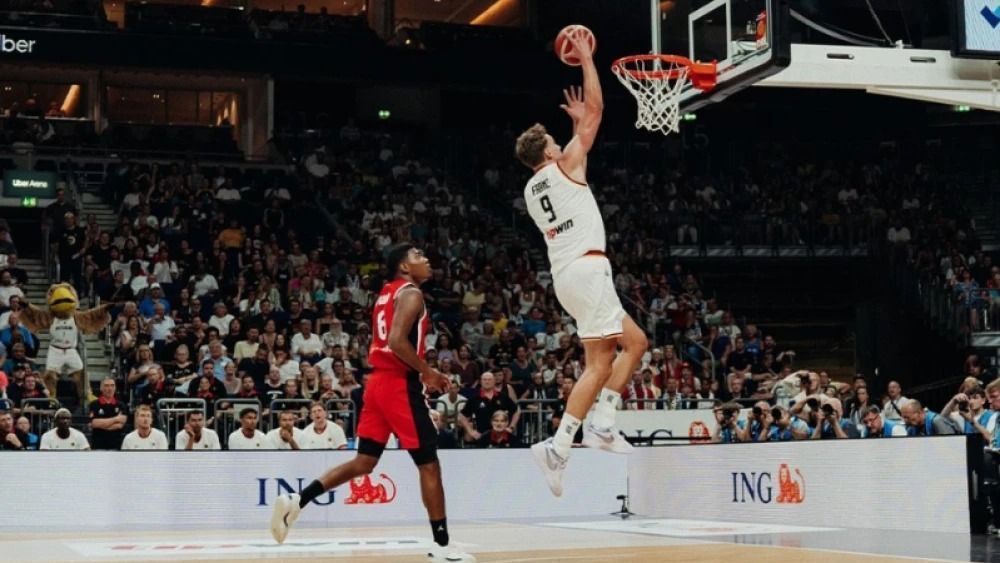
[357,438,386,462]
[353,454,380,475]
[409,445,439,467]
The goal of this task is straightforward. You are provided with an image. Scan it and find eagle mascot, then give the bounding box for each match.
[19,283,113,403]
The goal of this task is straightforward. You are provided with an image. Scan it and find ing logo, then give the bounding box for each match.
[345,473,397,505]
[688,421,711,444]
[731,463,805,504]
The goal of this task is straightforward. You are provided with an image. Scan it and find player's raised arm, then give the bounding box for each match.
[559,33,603,182]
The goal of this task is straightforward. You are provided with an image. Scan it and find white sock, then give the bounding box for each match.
[592,388,620,430]
[552,413,581,459]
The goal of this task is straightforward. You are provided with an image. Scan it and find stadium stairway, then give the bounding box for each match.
[81,192,120,234]
[23,191,118,408]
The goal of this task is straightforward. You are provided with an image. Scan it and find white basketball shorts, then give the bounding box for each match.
[552,255,625,340]
[45,347,85,374]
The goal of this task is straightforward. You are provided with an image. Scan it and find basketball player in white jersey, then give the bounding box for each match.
[516,33,647,497]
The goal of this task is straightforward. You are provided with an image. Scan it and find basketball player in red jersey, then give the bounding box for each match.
[270,244,467,561]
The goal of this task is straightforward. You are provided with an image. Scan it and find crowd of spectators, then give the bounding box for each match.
[0,118,992,454]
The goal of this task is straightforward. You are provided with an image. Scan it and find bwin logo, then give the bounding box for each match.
[981,4,1000,28]
[0,35,36,54]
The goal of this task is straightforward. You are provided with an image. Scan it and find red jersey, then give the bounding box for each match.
[368,278,429,374]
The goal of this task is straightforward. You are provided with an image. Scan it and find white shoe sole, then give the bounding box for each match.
[531,442,564,498]
[270,495,296,544]
[427,547,476,562]
[582,427,634,454]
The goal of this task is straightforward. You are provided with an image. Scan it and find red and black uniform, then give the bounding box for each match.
[357,278,436,461]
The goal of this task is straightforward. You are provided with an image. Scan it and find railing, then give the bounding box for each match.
[212,398,262,449]
[155,398,206,449]
[516,398,559,445]
[323,398,357,437]
[622,398,718,411]
[266,399,313,429]
[20,398,60,437]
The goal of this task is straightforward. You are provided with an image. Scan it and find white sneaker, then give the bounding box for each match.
[428,545,476,562]
[582,424,634,454]
[270,493,301,545]
[531,438,567,497]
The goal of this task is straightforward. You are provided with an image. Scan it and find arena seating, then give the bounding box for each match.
[0,116,992,452]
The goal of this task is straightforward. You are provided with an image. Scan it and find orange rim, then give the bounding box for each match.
[611,54,718,90]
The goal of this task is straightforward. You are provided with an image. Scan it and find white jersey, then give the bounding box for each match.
[122,428,168,450]
[524,162,606,275]
[301,422,348,450]
[175,428,221,450]
[227,429,268,450]
[50,317,79,349]
[266,427,307,450]
[40,428,90,450]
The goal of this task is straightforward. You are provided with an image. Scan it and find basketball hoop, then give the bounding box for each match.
[612,54,717,135]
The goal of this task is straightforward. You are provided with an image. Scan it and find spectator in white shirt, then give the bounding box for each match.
[291,318,324,363]
[121,405,168,450]
[227,408,268,449]
[887,219,911,245]
[266,410,305,450]
[881,380,909,422]
[233,327,260,362]
[301,403,347,449]
[0,270,24,308]
[147,302,176,348]
[435,380,466,419]
[191,270,220,299]
[321,319,351,352]
[40,409,90,450]
[215,181,242,202]
[176,411,221,450]
[151,250,179,285]
[718,311,742,341]
[274,350,301,383]
[208,302,235,336]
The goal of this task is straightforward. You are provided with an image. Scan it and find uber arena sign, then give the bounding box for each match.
[0,34,36,54]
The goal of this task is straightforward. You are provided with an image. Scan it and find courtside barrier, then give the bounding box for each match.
[0,449,627,531]
[591,407,750,443]
[627,435,977,533]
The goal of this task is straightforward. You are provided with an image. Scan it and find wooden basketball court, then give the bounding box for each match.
[0,519,968,562]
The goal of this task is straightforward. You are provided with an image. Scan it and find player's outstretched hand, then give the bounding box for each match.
[560,86,585,122]
[567,31,594,62]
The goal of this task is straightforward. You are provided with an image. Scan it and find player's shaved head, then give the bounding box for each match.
[516,123,549,168]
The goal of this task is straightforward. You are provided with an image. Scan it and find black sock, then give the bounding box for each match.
[299,480,325,509]
[430,518,449,547]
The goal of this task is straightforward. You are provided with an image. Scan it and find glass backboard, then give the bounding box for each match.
[657,0,791,111]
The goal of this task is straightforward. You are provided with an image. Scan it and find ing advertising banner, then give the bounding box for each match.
[628,436,971,533]
[0,449,627,531]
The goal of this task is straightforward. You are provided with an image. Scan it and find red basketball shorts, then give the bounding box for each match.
[356,371,437,451]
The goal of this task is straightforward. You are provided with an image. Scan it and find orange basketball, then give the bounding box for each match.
[555,24,596,67]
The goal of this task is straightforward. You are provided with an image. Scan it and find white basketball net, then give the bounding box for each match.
[612,57,690,135]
